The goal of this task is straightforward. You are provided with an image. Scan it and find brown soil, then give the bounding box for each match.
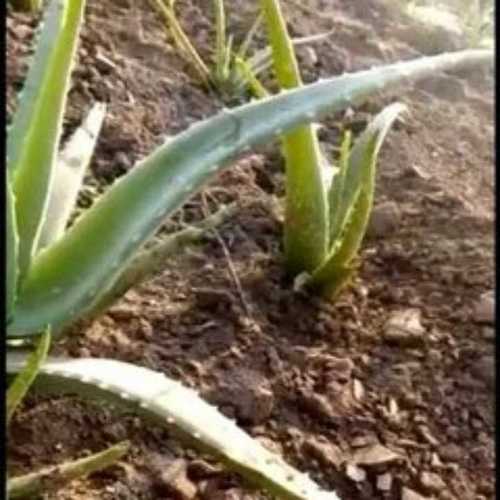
[7,1,494,499]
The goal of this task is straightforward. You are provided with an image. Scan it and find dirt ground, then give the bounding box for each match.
[6,0,495,499]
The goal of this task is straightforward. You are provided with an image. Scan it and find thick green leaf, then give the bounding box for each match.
[6,354,341,500]
[9,49,493,337]
[261,0,329,274]
[6,328,50,423]
[7,170,18,320]
[328,130,352,244]
[37,102,106,251]
[310,103,406,297]
[8,441,129,499]
[334,102,406,245]
[9,0,86,282]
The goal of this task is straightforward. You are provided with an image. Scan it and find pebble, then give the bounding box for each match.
[160,459,197,500]
[345,463,367,482]
[419,471,446,493]
[377,473,393,491]
[301,436,343,469]
[403,163,431,180]
[352,443,402,466]
[383,309,425,347]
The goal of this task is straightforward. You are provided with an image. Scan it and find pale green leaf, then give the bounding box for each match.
[9,0,86,281]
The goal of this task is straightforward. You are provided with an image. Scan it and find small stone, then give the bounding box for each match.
[402,487,431,500]
[430,452,444,469]
[160,460,197,500]
[377,473,393,491]
[345,463,367,482]
[352,443,402,467]
[473,291,494,324]
[439,443,461,463]
[351,435,378,448]
[298,392,338,422]
[302,436,343,469]
[419,471,446,493]
[383,309,425,347]
[352,379,365,401]
[368,202,401,238]
[95,51,117,73]
[403,163,431,180]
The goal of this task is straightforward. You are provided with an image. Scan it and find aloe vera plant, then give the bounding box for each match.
[151,0,333,97]
[261,0,492,298]
[5,0,492,498]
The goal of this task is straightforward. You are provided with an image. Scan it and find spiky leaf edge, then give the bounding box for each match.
[6,354,341,500]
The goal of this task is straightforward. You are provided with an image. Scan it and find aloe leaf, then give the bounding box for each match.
[261,0,330,274]
[84,203,238,320]
[214,0,228,83]
[328,130,352,244]
[310,103,406,297]
[7,171,19,320]
[7,329,50,424]
[37,103,106,252]
[8,441,129,499]
[9,0,86,283]
[8,49,493,338]
[335,103,406,244]
[6,354,341,500]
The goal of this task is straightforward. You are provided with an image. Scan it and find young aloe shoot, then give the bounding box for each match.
[261,0,491,298]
